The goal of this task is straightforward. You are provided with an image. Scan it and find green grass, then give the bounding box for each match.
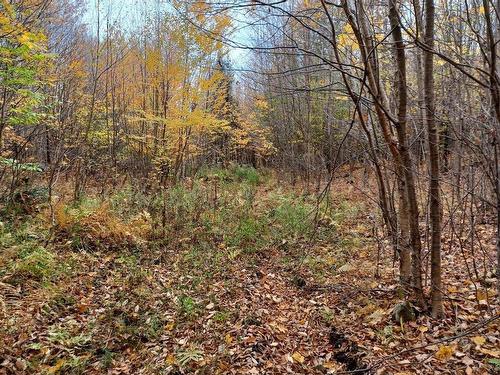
[65,196,101,220]
[213,310,231,323]
[269,193,311,237]
[9,245,56,282]
[100,349,115,370]
[233,165,261,185]
[0,166,353,290]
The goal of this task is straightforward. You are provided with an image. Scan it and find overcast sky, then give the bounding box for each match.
[82,0,251,69]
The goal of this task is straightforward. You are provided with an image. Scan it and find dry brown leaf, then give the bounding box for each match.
[323,361,338,369]
[479,348,500,357]
[462,356,474,366]
[15,359,26,371]
[476,290,487,301]
[367,309,385,325]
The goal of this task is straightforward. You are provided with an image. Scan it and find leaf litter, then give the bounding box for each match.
[0,177,498,374]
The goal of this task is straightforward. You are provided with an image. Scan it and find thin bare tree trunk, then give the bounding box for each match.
[423,0,443,318]
[341,0,426,305]
[389,0,412,291]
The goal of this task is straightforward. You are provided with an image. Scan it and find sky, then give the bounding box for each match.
[82,0,158,35]
[82,0,252,69]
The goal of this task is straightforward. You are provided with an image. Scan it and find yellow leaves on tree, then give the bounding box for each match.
[229,115,275,159]
[255,96,269,111]
[0,1,46,52]
[337,24,359,51]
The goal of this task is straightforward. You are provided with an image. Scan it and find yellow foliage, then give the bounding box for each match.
[255,97,269,111]
[214,14,232,35]
[338,24,359,51]
[0,0,15,16]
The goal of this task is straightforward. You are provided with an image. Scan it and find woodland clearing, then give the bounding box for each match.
[0,167,498,374]
[1,0,500,373]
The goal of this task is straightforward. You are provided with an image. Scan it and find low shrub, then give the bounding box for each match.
[54,201,150,251]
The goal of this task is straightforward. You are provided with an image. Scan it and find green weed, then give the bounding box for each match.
[47,324,91,348]
[176,346,204,367]
[178,295,198,317]
[270,195,311,237]
[11,246,56,282]
[145,314,164,339]
[234,165,260,185]
[213,310,231,323]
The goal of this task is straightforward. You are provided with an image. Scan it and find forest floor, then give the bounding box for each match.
[0,166,498,374]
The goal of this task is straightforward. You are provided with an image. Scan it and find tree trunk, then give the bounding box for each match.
[424,0,443,318]
[389,0,412,291]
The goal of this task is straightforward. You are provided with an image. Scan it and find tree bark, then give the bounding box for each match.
[389,0,412,291]
[341,0,425,305]
[423,0,443,318]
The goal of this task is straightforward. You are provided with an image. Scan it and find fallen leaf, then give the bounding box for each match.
[323,361,338,369]
[292,352,305,364]
[447,286,458,293]
[435,345,454,362]
[47,359,66,374]
[471,336,486,346]
[479,348,500,357]
[476,290,487,301]
[77,303,89,313]
[462,356,474,366]
[338,264,353,273]
[166,354,176,365]
[367,309,385,325]
[244,336,256,344]
[15,359,26,371]
[418,325,429,333]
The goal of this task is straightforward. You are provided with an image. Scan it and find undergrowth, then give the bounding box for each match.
[0,166,362,289]
[0,166,365,374]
